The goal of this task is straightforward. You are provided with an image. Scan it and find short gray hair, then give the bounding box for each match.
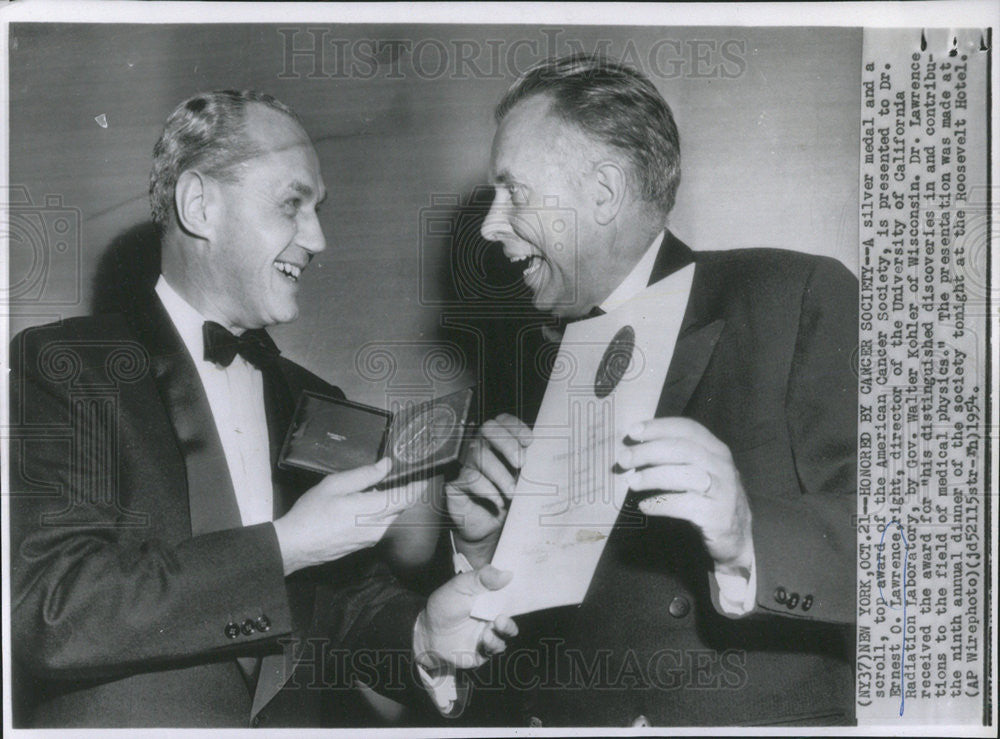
[496,54,681,216]
[149,90,301,230]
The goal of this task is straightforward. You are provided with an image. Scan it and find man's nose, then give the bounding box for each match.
[480,195,511,243]
[301,210,327,254]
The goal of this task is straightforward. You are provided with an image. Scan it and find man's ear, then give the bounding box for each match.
[174,170,218,240]
[593,160,628,226]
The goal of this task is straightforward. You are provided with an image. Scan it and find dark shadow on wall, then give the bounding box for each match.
[91,221,162,315]
[425,184,556,427]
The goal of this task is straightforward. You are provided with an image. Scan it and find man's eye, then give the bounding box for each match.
[282,198,302,215]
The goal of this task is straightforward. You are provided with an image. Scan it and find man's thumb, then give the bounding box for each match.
[325,457,391,494]
[475,564,513,592]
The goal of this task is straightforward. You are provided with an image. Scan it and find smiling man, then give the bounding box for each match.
[482,79,676,320]
[9,90,515,728]
[444,56,859,727]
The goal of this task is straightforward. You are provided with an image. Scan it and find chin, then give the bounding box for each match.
[533,293,574,317]
[267,304,300,327]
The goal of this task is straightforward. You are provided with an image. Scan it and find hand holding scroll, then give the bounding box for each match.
[445,413,532,567]
[618,417,754,573]
[416,565,518,670]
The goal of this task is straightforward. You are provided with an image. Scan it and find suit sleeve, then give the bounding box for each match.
[750,257,859,624]
[8,328,294,680]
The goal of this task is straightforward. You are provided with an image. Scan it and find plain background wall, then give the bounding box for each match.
[8,24,860,406]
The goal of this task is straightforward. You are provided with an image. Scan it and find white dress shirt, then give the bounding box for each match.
[155,276,274,526]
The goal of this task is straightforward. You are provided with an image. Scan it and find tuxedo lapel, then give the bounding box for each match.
[124,292,243,536]
[127,293,277,710]
[656,318,725,418]
[252,358,319,720]
[648,233,726,418]
[264,359,297,518]
[123,290,325,720]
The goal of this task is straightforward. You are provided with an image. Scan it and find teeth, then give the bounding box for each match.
[274,261,301,281]
[507,254,542,275]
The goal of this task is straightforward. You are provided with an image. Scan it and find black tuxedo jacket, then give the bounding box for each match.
[9,291,427,727]
[461,234,858,727]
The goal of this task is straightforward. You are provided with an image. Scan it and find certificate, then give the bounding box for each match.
[472,264,695,620]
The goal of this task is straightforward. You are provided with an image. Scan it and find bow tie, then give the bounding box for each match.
[202,321,280,369]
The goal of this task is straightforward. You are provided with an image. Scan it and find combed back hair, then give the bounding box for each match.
[149,90,301,230]
[496,54,681,216]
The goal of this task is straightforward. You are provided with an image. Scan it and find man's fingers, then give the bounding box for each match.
[492,614,519,639]
[321,457,392,495]
[636,490,707,525]
[468,442,517,496]
[628,417,729,457]
[478,628,507,656]
[618,438,717,473]
[494,413,533,447]
[625,464,712,496]
[476,564,513,592]
[479,419,528,470]
[446,469,506,517]
[372,482,422,517]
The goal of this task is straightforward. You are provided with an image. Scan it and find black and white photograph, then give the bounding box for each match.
[1,1,995,734]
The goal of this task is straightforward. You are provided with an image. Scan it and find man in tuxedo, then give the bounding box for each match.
[9,90,516,728]
[445,55,858,726]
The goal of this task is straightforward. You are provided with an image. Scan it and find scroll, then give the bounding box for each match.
[472,264,695,620]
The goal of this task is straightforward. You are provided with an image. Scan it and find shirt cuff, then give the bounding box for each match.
[416,662,459,713]
[710,549,758,617]
[412,611,468,717]
[450,531,474,574]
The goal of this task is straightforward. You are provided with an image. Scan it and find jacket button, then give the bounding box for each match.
[241,619,255,636]
[225,622,240,639]
[528,716,543,728]
[255,614,271,632]
[802,594,813,611]
[632,714,651,727]
[774,587,787,604]
[786,592,800,609]
[668,596,690,618]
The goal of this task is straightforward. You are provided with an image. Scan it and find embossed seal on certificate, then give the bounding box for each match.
[594,325,635,398]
